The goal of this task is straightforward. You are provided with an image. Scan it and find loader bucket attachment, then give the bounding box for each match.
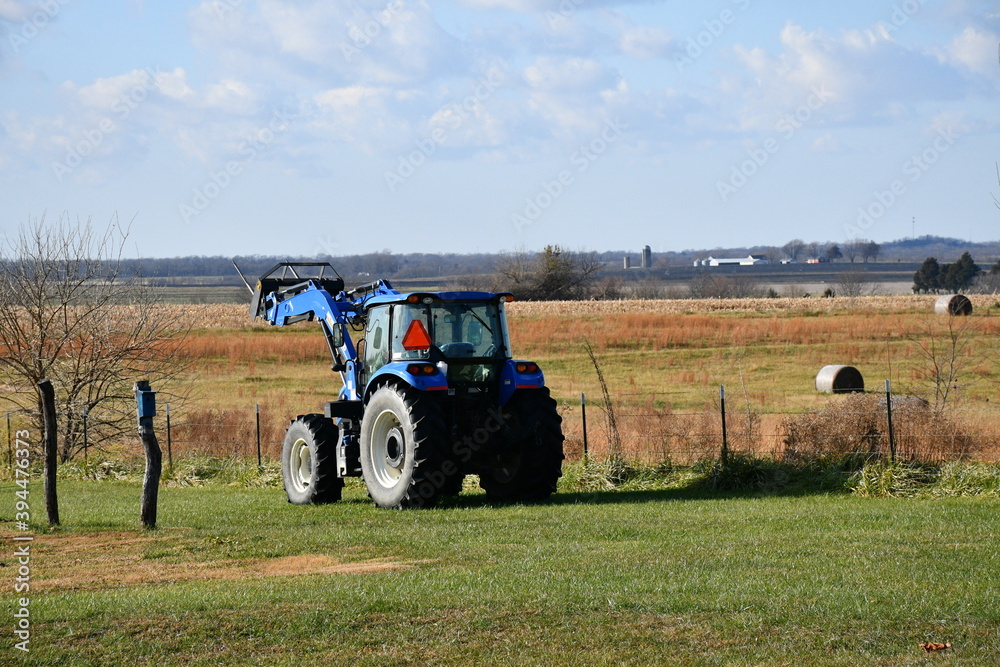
[250,262,345,319]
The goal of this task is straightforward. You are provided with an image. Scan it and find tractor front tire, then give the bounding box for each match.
[281,414,343,505]
[479,388,564,503]
[360,384,453,509]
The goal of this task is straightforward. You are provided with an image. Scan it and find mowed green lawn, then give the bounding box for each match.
[3,477,998,666]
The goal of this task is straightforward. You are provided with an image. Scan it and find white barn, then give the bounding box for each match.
[693,255,769,267]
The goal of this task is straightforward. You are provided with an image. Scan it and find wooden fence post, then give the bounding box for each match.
[135,381,161,530]
[38,380,59,526]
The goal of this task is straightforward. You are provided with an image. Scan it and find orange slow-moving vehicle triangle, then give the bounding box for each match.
[401,319,433,351]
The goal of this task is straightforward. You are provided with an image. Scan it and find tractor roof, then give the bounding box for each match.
[363,291,512,308]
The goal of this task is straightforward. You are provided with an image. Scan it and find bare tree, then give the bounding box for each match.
[493,245,601,300]
[761,246,783,264]
[836,266,879,297]
[907,315,975,411]
[688,272,767,299]
[843,238,863,263]
[861,240,881,263]
[782,239,806,261]
[0,215,189,462]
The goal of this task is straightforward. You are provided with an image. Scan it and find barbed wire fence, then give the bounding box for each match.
[4,384,1000,471]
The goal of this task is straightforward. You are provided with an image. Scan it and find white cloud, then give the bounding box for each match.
[313,85,415,151]
[728,23,967,130]
[191,0,461,87]
[523,56,616,92]
[942,26,999,75]
[202,79,258,112]
[454,0,560,10]
[810,132,839,153]
[618,25,673,59]
[0,0,29,22]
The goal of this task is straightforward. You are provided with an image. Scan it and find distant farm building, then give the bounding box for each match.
[693,255,769,267]
[624,245,654,269]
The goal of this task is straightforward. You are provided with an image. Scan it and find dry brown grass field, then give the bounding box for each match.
[170,295,1000,463]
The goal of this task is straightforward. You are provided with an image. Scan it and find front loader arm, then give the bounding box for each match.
[246,262,401,402]
[260,280,363,400]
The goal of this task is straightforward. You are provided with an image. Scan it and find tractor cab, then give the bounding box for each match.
[359,291,515,395]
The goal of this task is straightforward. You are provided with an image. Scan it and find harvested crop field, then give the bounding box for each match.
[168,295,1000,463]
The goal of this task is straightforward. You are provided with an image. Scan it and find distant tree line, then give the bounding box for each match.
[129,252,498,281]
[82,233,1000,286]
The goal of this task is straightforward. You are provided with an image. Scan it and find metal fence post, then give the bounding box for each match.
[720,385,729,466]
[255,403,262,468]
[165,403,173,471]
[6,412,11,467]
[885,379,896,463]
[580,393,588,463]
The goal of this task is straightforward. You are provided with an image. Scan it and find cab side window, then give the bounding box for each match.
[365,306,391,373]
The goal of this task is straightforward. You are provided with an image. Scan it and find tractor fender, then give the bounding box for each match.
[499,360,545,407]
[364,362,448,402]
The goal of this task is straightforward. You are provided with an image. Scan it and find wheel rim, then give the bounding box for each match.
[369,409,406,488]
[289,437,312,493]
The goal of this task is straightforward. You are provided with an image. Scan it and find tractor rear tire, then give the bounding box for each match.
[360,384,454,509]
[281,414,343,505]
[479,388,564,503]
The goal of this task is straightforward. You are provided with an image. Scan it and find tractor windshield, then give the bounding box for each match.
[390,301,507,361]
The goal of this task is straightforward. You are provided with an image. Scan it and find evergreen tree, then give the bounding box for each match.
[935,252,980,292]
[912,257,940,293]
[948,252,980,291]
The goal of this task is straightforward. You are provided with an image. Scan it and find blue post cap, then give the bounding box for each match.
[134,380,156,419]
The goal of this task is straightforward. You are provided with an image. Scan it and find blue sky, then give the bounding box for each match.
[1,0,998,258]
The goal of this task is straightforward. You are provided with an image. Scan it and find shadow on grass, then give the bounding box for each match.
[434,456,870,510]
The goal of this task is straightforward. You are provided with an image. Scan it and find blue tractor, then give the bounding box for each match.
[242,262,564,509]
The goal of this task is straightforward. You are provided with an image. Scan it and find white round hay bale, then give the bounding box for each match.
[935,294,972,316]
[815,365,865,394]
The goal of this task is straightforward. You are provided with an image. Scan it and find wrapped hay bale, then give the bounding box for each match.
[815,365,865,394]
[935,294,972,316]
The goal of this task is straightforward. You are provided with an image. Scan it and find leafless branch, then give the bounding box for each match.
[0,214,190,461]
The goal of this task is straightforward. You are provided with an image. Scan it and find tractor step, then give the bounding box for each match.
[324,400,363,420]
